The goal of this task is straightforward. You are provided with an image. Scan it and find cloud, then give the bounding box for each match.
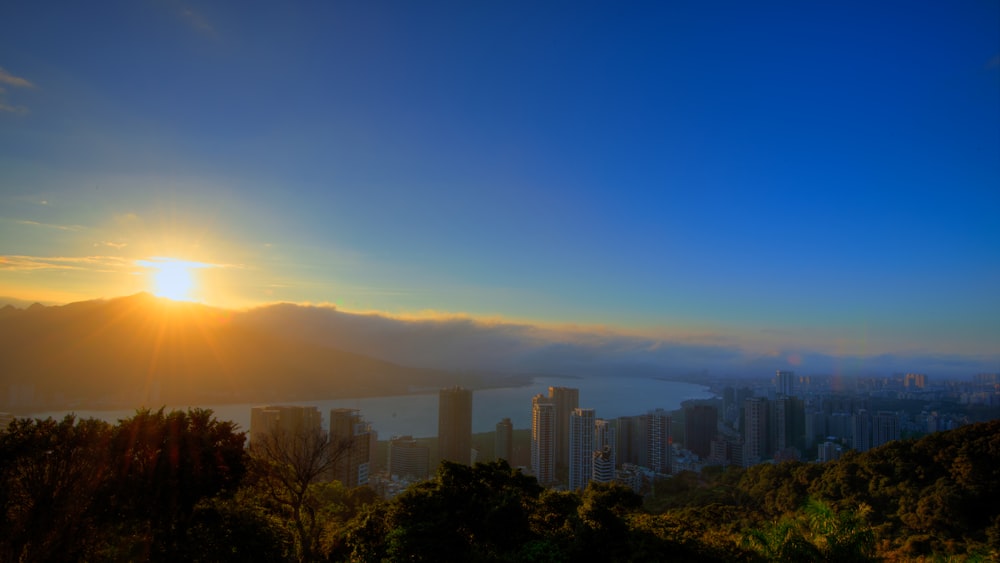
[987,54,1000,69]
[15,219,85,232]
[0,68,34,114]
[0,255,132,273]
[0,67,34,89]
[235,302,1000,379]
[99,241,128,249]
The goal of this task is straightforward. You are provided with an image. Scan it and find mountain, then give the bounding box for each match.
[0,293,459,410]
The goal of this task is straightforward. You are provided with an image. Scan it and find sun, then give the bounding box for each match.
[153,262,196,300]
[138,258,212,302]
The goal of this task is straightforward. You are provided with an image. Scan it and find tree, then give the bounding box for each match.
[247,423,355,562]
[101,408,247,561]
[0,415,112,561]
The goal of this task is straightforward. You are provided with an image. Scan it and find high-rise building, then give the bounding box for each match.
[388,435,430,479]
[743,397,770,466]
[249,405,322,446]
[684,404,717,458]
[646,408,672,474]
[495,417,513,462]
[854,410,900,453]
[771,395,805,455]
[593,447,615,483]
[569,408,595,490]
[873,411,900,447]
[329,408,373,487]
[593,418,616,483]
[776,370,795,397]
[615,416,637,466]
[438,387,473,465]
[616,414,649,467]
[531,394,555,484]
[548,386,579,470]
[852,409,873,452]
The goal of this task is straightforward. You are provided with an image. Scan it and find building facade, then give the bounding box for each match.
[329,408,373,487]
[495,417,513,463]
[548,386,579,471]
[531,394,555,485]
[568,408,595,490]
[438,386,473,465]
[647,408,672,474]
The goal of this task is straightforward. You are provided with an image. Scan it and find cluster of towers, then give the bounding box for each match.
[530,386,675,490]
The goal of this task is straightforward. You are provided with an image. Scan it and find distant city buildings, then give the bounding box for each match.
[438,386,473,465]
[777,370,795,397]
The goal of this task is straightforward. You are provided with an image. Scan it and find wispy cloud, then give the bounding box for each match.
[0,255,132,273]
[0,67,35,114]
[14,219,85,232]
[0,67,34,89]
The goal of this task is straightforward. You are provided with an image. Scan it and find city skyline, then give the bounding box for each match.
[1,2,998,375]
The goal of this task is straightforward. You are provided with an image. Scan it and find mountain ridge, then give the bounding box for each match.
[0,293,465,411]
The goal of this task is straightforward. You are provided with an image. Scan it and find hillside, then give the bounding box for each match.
[0,294,457,409]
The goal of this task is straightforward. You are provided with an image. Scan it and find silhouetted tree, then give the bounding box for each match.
[0,415,112,561]
[247,423,354,562]
[101,408,247,560]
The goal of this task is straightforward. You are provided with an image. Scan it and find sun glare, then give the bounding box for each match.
[138,258,212,302]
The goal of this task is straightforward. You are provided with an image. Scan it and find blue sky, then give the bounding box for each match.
[1,1,998,364]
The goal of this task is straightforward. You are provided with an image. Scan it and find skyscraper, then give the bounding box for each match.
[743,397,770,466]
[329,408,373,487]
[647,408,672,474]
[548,386,579,470]
[684,404,717,459]
[495,417,513,463]
[438,386,473,464]
[569,408,595,491]
[531,394,555,484]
